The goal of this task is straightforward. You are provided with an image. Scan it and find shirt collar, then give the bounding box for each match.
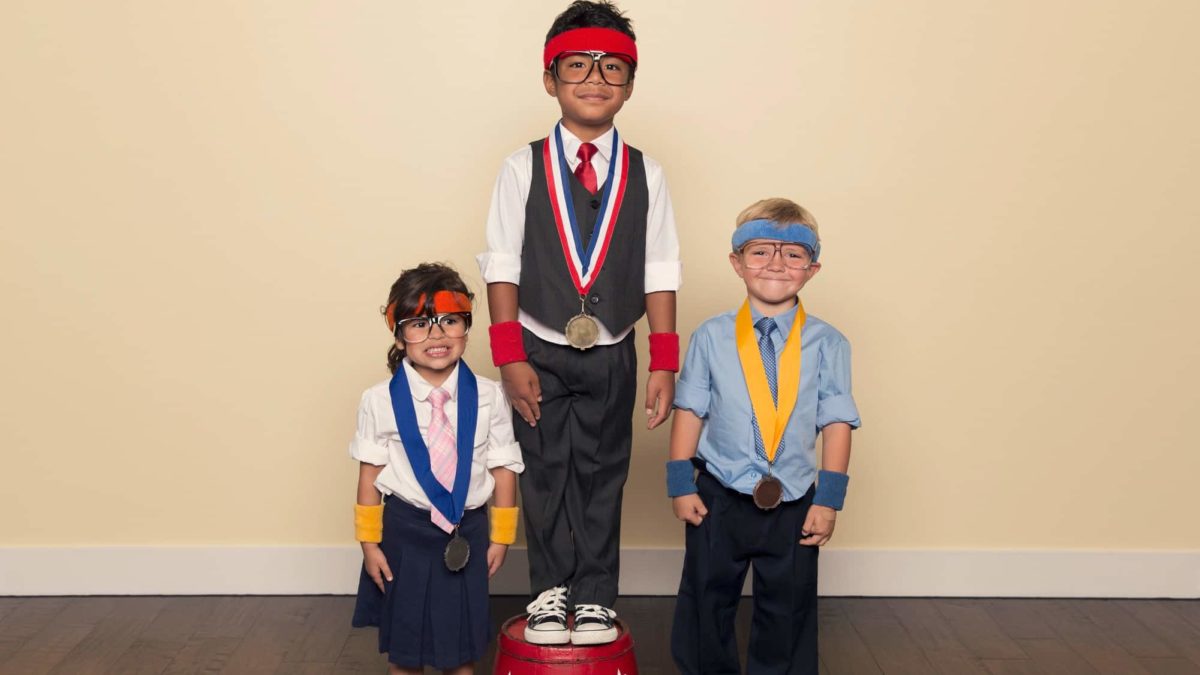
[749,300,801,346]
[401,358,460,402]
[558,123,615,163]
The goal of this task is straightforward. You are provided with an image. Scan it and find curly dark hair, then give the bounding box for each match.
[545,1,636,44]
[383,263,474,374]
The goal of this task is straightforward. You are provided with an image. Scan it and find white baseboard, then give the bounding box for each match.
[2,547,1197,598]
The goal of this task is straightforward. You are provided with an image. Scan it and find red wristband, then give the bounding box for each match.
[489,321,527,367]
[648,332,680,372]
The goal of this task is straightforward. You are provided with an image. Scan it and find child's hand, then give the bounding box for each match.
[500,362,542,427]
[486,543,508,578]
[799,505,837,546]
[645,371,675,430]
[361,542,393,592]
[672,494,708,526]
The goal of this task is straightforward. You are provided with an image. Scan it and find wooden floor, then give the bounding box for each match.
[1,596,1198,674]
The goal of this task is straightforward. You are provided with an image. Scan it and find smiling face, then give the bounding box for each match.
[396,314,469,386]
[729,239,822,315]
[544,60,634,139]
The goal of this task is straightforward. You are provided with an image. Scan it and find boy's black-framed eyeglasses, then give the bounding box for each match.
[738,243,815,270]
[395,313,472,343]
[552,50,635,86]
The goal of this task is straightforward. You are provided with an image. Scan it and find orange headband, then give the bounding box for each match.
[384,290,472,332]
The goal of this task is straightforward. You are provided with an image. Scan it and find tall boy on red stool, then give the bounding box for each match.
[477,0,681,648]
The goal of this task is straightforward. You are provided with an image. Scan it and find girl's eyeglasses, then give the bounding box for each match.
[395,313,472,343]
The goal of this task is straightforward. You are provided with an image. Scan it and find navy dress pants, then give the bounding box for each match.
[672,471,819,674]
[514,329,637,607]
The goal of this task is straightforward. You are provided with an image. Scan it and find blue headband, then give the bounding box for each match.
[731,219,821,262]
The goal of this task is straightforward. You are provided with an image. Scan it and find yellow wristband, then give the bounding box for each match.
[354,503,384,543]
[489,506,519,545]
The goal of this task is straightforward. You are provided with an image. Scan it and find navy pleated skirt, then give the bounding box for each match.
[351,496,491,669]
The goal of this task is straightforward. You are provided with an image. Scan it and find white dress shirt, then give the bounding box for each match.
[476,124,682,345]
[349,360,525,511]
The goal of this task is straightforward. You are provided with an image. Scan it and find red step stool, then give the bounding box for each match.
[493,615,639,674]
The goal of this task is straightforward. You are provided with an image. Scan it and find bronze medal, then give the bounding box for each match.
[752,475,783,510]
[564,312,600,350]
[444,529,470,572]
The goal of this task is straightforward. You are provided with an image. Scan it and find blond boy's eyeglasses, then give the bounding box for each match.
[739,242,814,270]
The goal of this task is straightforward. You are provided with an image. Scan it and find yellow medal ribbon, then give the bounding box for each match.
[735,299,806,464]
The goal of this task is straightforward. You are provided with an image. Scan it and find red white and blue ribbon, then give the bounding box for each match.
[543,123,629,295]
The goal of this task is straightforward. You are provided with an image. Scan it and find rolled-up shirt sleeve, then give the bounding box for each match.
[476,149,531,285]
[484,381,525,473]
[816,336,862,430]
[349,391,390,465]
[673,327,713,418]
[642,156,682,293]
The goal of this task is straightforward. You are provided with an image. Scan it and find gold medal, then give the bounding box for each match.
[752,474,784,510]
[564,297,599,350]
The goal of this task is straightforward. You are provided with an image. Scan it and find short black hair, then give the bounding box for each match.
[383,262,474,373]
[545,1,636,44]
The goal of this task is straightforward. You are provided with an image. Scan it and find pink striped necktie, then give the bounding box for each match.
[426,387,457,534]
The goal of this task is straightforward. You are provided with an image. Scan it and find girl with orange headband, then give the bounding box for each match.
[348,263,524,674]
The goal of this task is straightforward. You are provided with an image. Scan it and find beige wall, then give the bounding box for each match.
[2,1,1197,551]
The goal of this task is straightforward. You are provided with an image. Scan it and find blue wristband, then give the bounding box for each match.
[813,470,850,510]
[666,459,698,497]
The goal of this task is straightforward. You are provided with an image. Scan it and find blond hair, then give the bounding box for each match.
[735,198,820,241]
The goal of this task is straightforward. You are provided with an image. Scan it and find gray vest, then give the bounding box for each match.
[518,139,649,335]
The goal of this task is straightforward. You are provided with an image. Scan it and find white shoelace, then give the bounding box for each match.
[526,586,568,621]
[574,603,616,622]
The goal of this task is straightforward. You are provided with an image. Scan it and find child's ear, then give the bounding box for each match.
[729,252,746,279]
[543,70,558,97]
[623,79,635,100]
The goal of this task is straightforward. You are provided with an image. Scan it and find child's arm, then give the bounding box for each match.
[487,282,541,428]
[490,467,517,508]
[485,383,524,578]
[668,409,708,525]
[645,290,677,430]
[486,466,517,578]
[800,423,852,546]
[357,462,392,591]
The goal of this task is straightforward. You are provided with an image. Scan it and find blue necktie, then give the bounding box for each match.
[752,317,780,461]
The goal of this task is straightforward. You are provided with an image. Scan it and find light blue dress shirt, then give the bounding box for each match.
[673,302,861,502]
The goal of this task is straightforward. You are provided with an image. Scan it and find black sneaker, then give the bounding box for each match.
[523,586,569,645]
[570,604,618,645]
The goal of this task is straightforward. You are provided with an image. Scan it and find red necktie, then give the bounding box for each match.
[575,142,598,195]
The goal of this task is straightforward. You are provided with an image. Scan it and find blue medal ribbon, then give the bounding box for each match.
[388,361,478,526]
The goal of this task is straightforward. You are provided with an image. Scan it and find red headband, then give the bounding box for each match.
[543,27,638,70]
[384,291,472,332]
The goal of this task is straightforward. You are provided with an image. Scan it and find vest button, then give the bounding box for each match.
[589,294,601,305]
[589,198,600,210]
